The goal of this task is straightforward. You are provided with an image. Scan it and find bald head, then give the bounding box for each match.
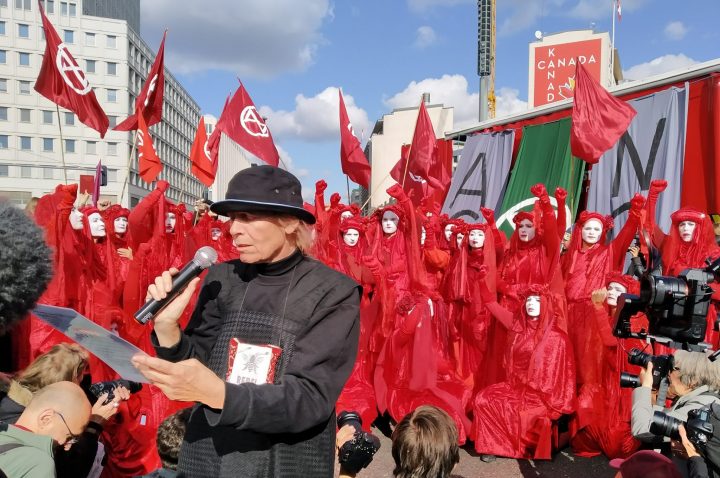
[17,381,91,446]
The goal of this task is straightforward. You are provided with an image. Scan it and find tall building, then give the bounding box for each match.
[365,95,453,208]
[0,0,204,208]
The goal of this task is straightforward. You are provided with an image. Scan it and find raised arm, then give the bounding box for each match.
[554,187,568,240]
[645,179,668,246]
[530,184,561,274]
[129,180,168,247]
[611,193,645,271]
[481,207,507,263]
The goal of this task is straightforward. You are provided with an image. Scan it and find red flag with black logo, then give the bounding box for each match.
[339,89,370,189]
[190,116,214,187]
[216,81,280,167]
[570,61,636,163]
[115,31,166,131]
[34,1,108,137]
[136,110,162,183]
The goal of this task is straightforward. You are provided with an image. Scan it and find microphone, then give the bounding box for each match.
[134,246,218,325]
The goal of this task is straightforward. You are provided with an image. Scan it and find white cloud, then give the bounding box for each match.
[141,0,331,77]
[414,26,437,48]
[407,0,473,12]
[276,145,314,201]
[664,21,688,41]
[259,87,371,143]
[495,87,528,119]
[623,54,698,81]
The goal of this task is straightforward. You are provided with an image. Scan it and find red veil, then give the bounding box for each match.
[662,208,720,275]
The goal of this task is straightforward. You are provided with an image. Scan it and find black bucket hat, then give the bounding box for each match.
[210,165,316,224]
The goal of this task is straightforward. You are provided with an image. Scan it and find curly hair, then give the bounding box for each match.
[157,407,192,470]
[0,200,53,334]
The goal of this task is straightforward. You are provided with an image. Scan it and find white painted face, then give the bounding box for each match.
[444,224,454,242]
[581,219,603,245]
[340,211,354,221]
[210,228,222,241]
[165,212,176,233]
[88,212,106,237]
[468,229,485,249]
[421,227,426,245]
[517,219,536,242]
[679,221,697,243]
[456,233,464,247]
[343,228,360,247]
[606,282,628,307]
[382,211,399,235]
[69,208,84,230]
[113,216,128,234]
[525,295,541,318]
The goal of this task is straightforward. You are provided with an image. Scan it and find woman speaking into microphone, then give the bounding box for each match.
[132,166,360,478]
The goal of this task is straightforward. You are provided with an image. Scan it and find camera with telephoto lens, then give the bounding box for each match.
[89,379,142,405]
[613,256,720,346]
[619,348,674,390]
[650,408,714,452]
[337,411,381,474]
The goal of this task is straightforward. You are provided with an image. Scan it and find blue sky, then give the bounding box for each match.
[140,0,719,200]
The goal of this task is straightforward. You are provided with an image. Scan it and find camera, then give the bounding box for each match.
[650,408,714,451]
[89,379,142,405]
[613,257,720,345]
[337,411,381,475]
[619,349,674,390]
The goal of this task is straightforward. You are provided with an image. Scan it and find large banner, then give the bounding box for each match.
[586,86,688,239]
[496,118,586,237]
[442,131,514,222]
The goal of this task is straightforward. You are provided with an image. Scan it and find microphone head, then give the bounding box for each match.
[194,246,218,269]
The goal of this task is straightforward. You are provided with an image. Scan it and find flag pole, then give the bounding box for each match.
[55,105,68,184]
[400,143,412,188]
[119,133,138,205]
[361,171,392,211]
[610,0,616,83]
[346,176,351,204]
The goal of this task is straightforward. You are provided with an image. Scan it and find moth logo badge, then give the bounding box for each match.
[55,43,91,95]
[240,106,269,138]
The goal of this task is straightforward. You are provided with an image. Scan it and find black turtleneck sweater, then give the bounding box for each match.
[153,250,360,478]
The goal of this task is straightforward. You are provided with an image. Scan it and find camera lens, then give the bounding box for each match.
[337,411,362,430]
[649,411,682,440]
[619,372,642,388]
[627,349,651,368]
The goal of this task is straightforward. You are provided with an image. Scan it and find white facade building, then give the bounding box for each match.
[0,0,204,208]
[366,98,453,208]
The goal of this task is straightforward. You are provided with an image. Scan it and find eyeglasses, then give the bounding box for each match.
[54,411,80,446]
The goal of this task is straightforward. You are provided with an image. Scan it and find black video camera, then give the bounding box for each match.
[613,257,720,346]
[88,379,142,405]
[650,408,714,452]
[619,348,674,390]
[337,411,381,475]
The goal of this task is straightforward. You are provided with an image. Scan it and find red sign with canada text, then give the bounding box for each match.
[533,38,602,107]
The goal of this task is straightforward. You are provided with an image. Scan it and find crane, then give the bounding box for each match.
[478,0,496,121]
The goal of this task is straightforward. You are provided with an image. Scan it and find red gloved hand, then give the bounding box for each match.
[555,187,568,202]
[315,180,327,194]
[649,179,668,195]
[156,180,170,193]
[476,264,489,279]
[630,193,646,212]
[330,193,341,207]
[387,184,406,200]
[530,183,549,201]
[480,207,495,223]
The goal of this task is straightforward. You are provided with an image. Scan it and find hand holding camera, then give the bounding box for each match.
[336,411,381,476]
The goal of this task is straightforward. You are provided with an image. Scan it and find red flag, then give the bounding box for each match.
[34,1,108,137]
[136,111,162,183]
[570,62,636,163]
[407,101,436,179]
[216,82,280,167]
[115,31,166,131]
[206,94,230,174]
[391,144,425,205]
[190,116,214,187]
[338,90,370,189]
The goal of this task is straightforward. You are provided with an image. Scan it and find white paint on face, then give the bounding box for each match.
[581,219,603,245]
[165,212,176,233]
[679,221,697,243]
[382,211,399,235]
[113,216,128,234]
[69,208,84,230]
[606,282,628,307]
[468,229,485,249]
[517,219,536,242]
[343,228,360,247]
[340,211,354,221]
[88,212,106,237]
[525,295,541,317]
[456,232,464,247]
[210,228,222,241]
[444,224,454,242]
